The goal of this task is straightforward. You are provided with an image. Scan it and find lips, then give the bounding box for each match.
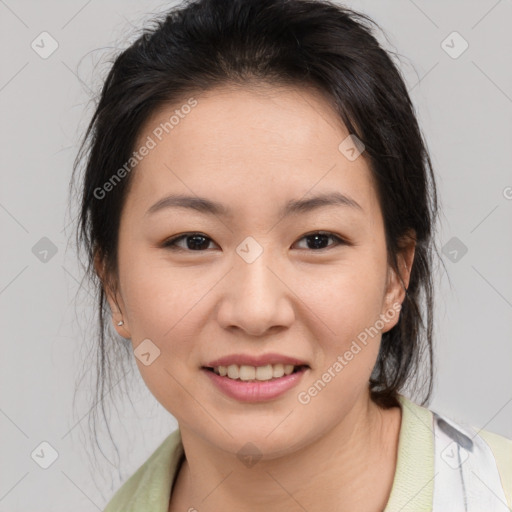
[202,363,309,401]
[203,352,310,368]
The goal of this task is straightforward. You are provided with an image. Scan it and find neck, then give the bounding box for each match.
[172,392,402,512]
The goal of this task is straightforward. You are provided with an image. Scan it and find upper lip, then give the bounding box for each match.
[203,353,310,368]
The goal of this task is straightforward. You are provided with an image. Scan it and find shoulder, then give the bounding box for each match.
[103,429,184,512]
[397,394,512,511]
[478,428,512,508]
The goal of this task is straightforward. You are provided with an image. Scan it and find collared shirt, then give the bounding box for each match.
[103,394,512,511]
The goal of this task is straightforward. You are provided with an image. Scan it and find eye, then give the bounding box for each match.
[293,231,348,250]
[161,231,349,252]
[162,232,219,251]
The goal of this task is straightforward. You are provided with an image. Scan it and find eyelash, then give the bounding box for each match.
[161,231,349,252]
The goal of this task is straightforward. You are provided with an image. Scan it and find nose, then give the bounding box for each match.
[216,246,295,336]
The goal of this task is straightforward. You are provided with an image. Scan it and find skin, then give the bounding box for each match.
[96,83,415,512]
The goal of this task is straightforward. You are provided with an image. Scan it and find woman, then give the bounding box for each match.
[71,0,512,510]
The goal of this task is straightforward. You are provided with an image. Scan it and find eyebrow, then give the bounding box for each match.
[145,191,363,218]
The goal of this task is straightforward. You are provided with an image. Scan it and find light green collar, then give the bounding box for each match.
[384,394,434,512]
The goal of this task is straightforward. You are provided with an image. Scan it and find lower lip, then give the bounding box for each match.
[202,367,309,402]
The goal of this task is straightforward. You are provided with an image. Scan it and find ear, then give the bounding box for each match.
[381,230,416,332]
[93,249,131,339]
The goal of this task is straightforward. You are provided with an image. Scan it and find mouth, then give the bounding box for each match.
[202,363,310,382]
[201,363,310,402]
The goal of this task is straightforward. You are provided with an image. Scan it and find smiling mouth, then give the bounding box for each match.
[202,364,309,382]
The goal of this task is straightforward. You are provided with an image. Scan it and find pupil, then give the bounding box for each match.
[187,235,209,250]
[308,233,329,249]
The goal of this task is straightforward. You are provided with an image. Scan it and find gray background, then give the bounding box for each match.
[1,0,511,510]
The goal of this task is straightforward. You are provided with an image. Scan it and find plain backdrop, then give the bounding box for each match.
[1,0,511,510]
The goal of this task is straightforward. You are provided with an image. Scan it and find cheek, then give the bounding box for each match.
[116,256,203,389]
[121,259,205,418]
[296,257,388,389]
[292,266,386,426]
[119,250,211,337]
[301,257,387,333]
[134,357,197,423]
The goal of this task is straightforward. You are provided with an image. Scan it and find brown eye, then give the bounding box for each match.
[293,231,347,250]
[162,233,218,251]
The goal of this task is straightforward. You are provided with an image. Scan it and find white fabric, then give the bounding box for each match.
[432,410,509,512]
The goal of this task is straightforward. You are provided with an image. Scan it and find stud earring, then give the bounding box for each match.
[117,320,124,326]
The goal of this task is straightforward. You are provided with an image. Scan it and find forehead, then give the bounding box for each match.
[127,84,379,219]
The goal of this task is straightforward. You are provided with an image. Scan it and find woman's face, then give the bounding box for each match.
[99,84,413,457]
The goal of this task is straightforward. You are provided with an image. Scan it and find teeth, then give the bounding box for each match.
[214,363,299,381]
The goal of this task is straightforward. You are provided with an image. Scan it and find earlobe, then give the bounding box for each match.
[106,291,131,339]
[108,295,131,339]
[383,233,416,326]
[94,249,131,339]
[112,315,130,339]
